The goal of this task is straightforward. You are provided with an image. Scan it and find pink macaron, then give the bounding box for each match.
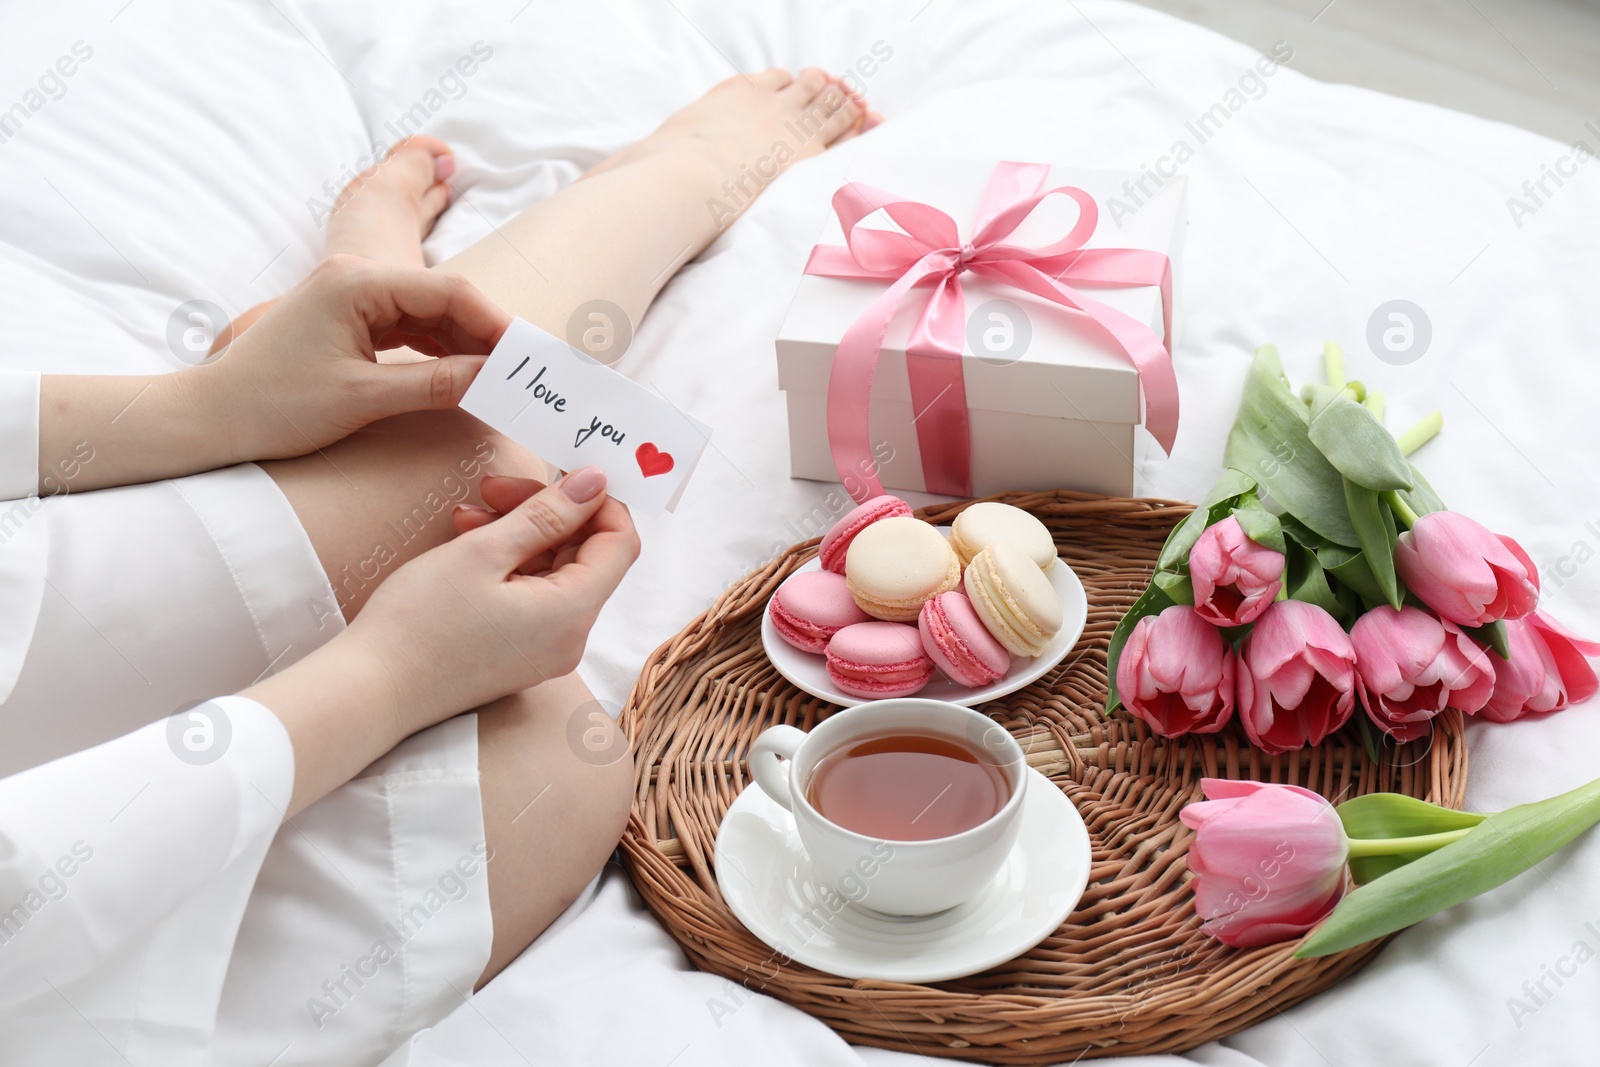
[769,571,872,654]
[825,621,934,699]
[818,494,914,574]
[918,591,1012,688]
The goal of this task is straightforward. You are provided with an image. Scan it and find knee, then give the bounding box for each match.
[478,682,634,858]
[557,713,635,856]
[358,407,549,495]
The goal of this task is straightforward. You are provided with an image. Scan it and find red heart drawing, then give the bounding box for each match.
[635,442,674,478]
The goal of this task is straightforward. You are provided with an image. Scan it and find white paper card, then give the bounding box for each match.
[459,318,711,512]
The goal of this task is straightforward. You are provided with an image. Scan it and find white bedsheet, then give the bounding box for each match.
[3,1,1597,1064]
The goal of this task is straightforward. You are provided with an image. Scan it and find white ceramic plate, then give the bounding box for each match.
[760,529,1087,708]
[715,768,1091,984]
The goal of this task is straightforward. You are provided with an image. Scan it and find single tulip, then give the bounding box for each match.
[1393,511,1539,626]
[1188,515,1285,626]
[1350,606,1496,741]
[1117,605,1236,737]
[1237,600,1357,754]
[1180,778,1348,948]
[1482,611,1600,722]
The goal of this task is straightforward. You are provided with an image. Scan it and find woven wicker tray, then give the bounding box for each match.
[619,490,1468,1063]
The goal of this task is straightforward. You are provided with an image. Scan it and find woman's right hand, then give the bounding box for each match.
[244,465,638,817]
[342,465,639,735]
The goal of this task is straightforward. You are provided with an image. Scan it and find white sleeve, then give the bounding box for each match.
[0,373,40,501]
[0,695,293,1007]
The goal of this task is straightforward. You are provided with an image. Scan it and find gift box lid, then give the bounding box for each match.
[776,156,1185,426]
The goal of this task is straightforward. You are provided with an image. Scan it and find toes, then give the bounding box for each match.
[802,80,864,148]
[745,67,794,91]
[386,134,452,164]
[380,135,455,192]
[780,66,830,103]
[418,179,452,231]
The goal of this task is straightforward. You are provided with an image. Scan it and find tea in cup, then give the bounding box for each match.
[747,698,1027,916]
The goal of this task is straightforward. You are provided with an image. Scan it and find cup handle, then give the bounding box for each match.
[749,725,807,813]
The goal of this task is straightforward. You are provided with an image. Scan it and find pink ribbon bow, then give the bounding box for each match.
[804,160,1178,500]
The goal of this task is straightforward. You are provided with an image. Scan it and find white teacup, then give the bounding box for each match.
[748,698,1028,917]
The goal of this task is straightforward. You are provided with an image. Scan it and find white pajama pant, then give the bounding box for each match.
[0,464,493,1067]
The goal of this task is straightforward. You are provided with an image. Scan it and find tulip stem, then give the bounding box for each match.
[1345,827,1473,857]
[1385,490,1420,531]
[1364,391,1385,423]
[1397,411,1443,455]
[1324,341,1346,389]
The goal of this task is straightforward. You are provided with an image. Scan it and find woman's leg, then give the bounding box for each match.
[437,68,862,358]
[473,675,633,984]
[260,69,864,984]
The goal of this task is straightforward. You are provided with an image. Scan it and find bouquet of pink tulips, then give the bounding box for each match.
[1109,343,1598,751]
[1108,343,1600,954]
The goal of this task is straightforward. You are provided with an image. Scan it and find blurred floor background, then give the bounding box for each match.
[1124,0,1600,140]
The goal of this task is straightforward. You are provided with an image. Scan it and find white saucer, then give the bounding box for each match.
[714,768,1091,984]
[760,528,1088,708]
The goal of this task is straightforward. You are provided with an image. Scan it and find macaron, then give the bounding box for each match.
[844,516,961,622]
[919,592,1011,688]
[818,494,914,573]
[951,501,1057,571]
[964,542,1064,657]
[825,621,934,699]
[768,571,871,654]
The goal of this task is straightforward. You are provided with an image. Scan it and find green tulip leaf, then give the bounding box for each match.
[1345,846,1436,885]
[1333,581,1366,621]
[1343,479,1401,609]
[1277,513,1326,553]
[1299,776,1600,957]
[1396,462,1446,518]
[1231,495,1287,556]
[1353,708,1382,765]
[1153,570,1195,605]
[1337,794,1487,884]
[1105,582,1176,713]
[1307,392,1415,492]
[1462,618,1512,660]
[1285,541,1345,620]
[1317,544,1389,610]
[1337,793,1487,838]
[1223,347,1360,547]
[1157,468,1258,573]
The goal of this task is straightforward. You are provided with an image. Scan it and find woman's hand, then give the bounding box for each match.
[350,465,638,721]
[243,465,640,815]
[199,255,510,462]
[34,256,510,494]
[450,474,572,574]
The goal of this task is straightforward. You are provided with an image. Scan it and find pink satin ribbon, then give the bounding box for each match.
[804,161,1178,500]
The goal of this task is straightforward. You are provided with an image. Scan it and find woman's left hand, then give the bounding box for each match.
[199,254,511,461]
[33,255,512,496]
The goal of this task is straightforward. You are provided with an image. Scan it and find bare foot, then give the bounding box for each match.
[211,138,456,356]
[324,135,456,267]
[584,68,879,226]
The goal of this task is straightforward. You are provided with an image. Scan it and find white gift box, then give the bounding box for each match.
[775,156,1185,498]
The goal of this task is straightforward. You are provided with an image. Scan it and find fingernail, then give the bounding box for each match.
[453,503,492,516]
[863,113,884,132]
[434,153,456,181]
[560,466,606,503]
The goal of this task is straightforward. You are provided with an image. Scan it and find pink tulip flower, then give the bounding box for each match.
[1482,611,1600,722]
[1180,778,1349,947]
[1350,606,1496,741]
[1237,600,1358,754]
[1393,511,1540,626]
[1189,516,1285,627]
[1117,605,1236,737]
